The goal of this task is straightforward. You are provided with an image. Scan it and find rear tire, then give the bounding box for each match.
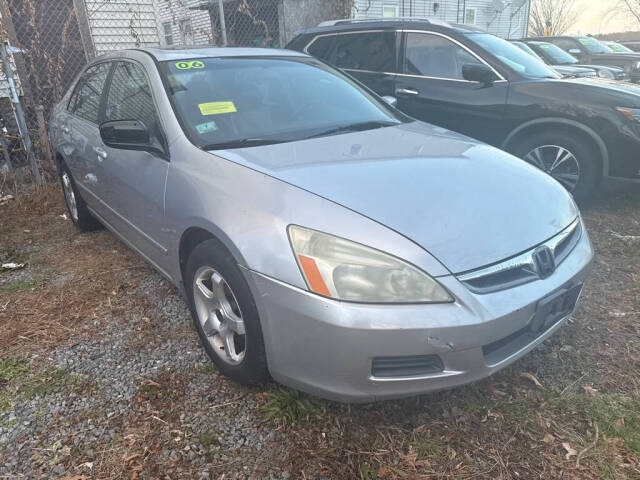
[59,161,102,231]
[511,131,601,202]
[185,239,269,385]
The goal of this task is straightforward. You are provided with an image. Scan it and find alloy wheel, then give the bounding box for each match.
[192,266,246,365]
[61,172,79,221]
[524,145,581,192]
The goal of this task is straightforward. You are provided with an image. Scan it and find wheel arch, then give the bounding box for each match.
[502,118,609,178]
[178,224,248,292]
[54,151,66,172]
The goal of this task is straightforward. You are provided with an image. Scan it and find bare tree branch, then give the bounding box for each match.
[528,0,578,36]
[618,0,640,25]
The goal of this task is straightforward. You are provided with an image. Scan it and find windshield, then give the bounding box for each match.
[534,42,579,65]
[576,37,613,54]
[467,34,560,79]
[607,42,633,53]
[512,41,544,61]
[159,57,404,149]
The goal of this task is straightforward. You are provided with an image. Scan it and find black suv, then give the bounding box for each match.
[526,36,640,83]
[287,19,640,199]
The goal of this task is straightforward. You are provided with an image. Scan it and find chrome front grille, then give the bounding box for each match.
[458,218,582,294]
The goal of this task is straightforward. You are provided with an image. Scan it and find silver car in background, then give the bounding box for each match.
[49,47,593,402]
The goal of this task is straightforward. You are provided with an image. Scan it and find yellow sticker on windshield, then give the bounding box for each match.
[175,60,204,70]
[198,101,237,115]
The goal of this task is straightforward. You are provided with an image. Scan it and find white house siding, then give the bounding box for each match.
[154,0,215,46]
[83,0,161,55]
[353,0,530,39]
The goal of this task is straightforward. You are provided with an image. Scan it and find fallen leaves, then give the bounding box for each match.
[562,442,577,460]
[583,385,598,396]
[518,372,544,388]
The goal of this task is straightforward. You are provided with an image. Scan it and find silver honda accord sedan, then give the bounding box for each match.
[49,47,593,402]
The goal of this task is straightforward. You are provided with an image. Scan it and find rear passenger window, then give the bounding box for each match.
[68,62,112,124]
[307,36,336,61]
[331,32,397,72]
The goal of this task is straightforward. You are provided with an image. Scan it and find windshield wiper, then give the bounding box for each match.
[304,120,401,140]
[202,138,289,150]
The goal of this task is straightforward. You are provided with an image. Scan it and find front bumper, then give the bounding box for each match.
[245,226,594,403]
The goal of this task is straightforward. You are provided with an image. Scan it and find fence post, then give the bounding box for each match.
[0,42,40,185]
[73,0,96,60]
[35,105,53,172]
[217,0,228,46]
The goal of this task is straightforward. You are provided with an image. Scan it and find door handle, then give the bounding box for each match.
[93,146,108,160]
[61,126,70,134]
[396,87,419,96]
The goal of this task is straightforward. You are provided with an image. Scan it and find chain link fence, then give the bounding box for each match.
[0,0,353,180]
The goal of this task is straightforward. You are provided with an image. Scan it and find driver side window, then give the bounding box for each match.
[405,33,482,80]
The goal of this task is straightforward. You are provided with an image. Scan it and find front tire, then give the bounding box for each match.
[185,239,269,385]
[511,131,601,202]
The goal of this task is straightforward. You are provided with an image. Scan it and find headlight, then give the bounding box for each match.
[617,107,640,123]
[597,68,614,79]
[288,225,452,303]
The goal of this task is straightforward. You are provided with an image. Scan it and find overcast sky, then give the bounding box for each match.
[567,0,638,34]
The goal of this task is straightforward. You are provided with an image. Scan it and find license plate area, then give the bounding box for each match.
[529,283,583,335]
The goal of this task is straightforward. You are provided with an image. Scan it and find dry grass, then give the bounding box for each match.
[0,183,152,357]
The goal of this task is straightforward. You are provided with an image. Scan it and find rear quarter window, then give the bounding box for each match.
[313,31,397,73]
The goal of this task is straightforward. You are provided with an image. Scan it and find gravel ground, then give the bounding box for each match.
[1,271,281,479]
[0,182,638,479]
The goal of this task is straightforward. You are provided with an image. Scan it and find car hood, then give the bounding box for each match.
[554,65,594,76]
[559,76,640,97]
[575,63,624,73]
[592,52,640,63]
[213,122,578,274]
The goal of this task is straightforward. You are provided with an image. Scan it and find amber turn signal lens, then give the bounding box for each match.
[298,254,331,296]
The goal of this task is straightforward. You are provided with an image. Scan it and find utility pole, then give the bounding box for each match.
[0,41,40,184]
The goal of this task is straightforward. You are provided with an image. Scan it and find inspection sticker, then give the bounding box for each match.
[195,121,218,134]
[175,60,204,70]
[198,101,237,115]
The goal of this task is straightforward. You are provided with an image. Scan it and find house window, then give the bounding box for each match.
[180,18,193,45]
[383,2,399,18]
[464,8,476,25]
[162,22,174,46]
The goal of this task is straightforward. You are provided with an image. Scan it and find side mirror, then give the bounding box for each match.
[461,63,498,84]
[100,120,165,157]
[382,95,398,107]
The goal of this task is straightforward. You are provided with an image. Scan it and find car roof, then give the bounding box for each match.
[293,17,486,37]
[99,46,309,63]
